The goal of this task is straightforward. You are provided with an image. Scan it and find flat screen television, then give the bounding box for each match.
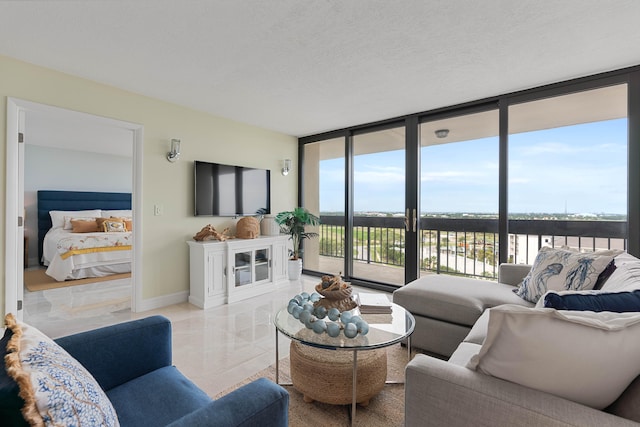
[194,160,271,216]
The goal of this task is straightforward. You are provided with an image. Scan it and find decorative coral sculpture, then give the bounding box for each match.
[193,224,231,241]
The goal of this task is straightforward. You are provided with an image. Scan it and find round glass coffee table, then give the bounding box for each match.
[274,301,415,424]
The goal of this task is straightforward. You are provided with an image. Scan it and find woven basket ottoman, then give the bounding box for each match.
[289,341,387,406]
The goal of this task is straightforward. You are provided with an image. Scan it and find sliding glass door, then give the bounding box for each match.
[351,126,406,285]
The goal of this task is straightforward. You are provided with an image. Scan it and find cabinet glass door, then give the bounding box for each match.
[234,251,252,286]
[255,248,270,282]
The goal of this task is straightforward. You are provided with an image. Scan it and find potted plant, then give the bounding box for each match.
[275,207,320,280]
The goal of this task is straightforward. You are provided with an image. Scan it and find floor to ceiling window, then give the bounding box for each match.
[300,68,638,290]
[420,109,499,278]
[302,137,345,274]
[508,84,628,263]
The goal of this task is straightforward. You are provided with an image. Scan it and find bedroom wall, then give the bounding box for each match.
[0,54,298,315]
[24,145,133,266]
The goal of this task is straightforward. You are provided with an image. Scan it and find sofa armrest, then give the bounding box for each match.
[166,378,289,427]
[405,354,636,427]
[54,316,172,391]
[498,263,531,286]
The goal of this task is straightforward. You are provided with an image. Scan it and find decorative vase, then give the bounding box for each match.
[288,258,303,280]
[260,215,280,236]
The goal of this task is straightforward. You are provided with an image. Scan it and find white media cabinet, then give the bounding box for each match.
[187,235,290,309]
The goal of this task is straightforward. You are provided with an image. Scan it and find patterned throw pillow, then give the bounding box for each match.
[3,314,119,427]
[514,247,622,303]
[103,220,126,232]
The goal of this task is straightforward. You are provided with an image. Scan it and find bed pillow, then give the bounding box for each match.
[70,218,100,233]
[49,210,102,229]
[102,210,132,218]
[513,247,621,303]
[3,314,119,426]
[467,304,640,409]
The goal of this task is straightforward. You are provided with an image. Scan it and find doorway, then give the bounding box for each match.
[5,98,144,324]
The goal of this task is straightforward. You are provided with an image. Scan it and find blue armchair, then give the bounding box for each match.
[0,315,289,426]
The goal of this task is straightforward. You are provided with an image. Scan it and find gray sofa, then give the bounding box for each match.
[394,263,640,426]
[393,264,533,358]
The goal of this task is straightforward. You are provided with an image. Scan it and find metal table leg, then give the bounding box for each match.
[275,326,279,384]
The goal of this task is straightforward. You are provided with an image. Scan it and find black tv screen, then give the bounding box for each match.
[194,161,271,216]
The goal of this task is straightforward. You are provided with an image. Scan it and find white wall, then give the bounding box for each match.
[24,144,132,266]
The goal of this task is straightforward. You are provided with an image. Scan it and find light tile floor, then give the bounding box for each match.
[23,275,388,396]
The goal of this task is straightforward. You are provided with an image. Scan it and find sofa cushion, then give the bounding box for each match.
[447,342,481,367]
[393,274,531,327]
[107,366,212,427]
[514,247,621,303]
[462,309,490,345]
[467,304,640,409]
[3,314,119,426]
[543,289,640,312]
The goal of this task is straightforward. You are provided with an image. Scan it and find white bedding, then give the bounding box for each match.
[43,228,132,281]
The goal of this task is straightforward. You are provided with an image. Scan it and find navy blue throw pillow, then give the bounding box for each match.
[544,290,640,312]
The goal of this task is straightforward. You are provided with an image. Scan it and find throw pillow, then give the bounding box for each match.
[3,314,120,426]
[594,259,617,290]
[601,252,640,292]
[543,289,640,312]
[513,247,621,303]
[466,304,640,409]
[103,220,126,232]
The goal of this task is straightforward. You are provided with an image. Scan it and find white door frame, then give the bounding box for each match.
[5,98,144,316]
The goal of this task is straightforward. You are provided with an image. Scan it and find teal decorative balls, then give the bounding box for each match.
[287,291,369,339]
[292,306,303,319]
[340,311,353,323]
[327,308,340,321]
[326,322,341,337]
[312,320,327,334]
[343,323,358,338]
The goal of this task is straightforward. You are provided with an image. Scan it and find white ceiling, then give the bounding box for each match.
[1,1,640,138]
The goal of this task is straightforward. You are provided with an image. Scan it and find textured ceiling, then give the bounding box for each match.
[1,1,640,137]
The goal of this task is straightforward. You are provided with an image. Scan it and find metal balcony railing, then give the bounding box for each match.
[318,215,627,280]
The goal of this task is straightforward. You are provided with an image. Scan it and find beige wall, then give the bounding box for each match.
[0,55,298,314]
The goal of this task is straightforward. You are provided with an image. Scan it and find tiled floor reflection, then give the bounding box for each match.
[23,274,388,396]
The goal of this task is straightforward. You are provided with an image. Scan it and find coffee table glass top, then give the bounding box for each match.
[274,301,414,351]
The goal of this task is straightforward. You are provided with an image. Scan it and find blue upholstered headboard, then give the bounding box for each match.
[37,190,132,264]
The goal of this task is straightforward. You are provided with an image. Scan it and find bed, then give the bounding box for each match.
[37,190,132,281]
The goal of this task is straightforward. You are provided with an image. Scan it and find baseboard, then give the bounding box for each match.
[136,290,189,312]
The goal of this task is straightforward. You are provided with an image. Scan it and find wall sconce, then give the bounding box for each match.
[281,159,292,176]
[435,129,449,139]
[167,138,181,162]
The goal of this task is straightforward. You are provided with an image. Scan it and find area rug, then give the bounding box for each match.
[24,268,131,292]
[215,343,418,426]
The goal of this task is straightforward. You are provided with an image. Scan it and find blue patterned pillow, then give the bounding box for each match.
[514,247,622,303]
[4,314,119,426]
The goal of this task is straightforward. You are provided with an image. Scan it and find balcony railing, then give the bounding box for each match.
[318,215,627,280]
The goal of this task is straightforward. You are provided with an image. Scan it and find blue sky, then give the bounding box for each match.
[319,118,627,215]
